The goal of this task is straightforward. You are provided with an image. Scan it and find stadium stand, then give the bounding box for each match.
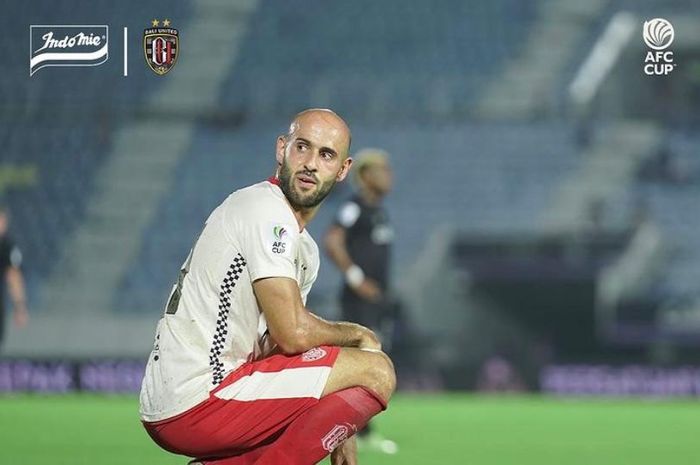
[0,0,192,305]
[638,133,700,300]
[115,0,544,313]
[4,0,699,365]
[117,121,581,313]
[219,0,536,121]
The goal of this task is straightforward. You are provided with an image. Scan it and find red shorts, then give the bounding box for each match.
[143,346,340,460]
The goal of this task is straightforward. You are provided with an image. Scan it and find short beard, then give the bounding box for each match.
[278,159,336,209]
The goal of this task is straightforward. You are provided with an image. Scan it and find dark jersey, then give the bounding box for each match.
[0,236,20,305]
[0,235,21,343]
[333,195,393,303]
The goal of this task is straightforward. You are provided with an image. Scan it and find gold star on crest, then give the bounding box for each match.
[163,19,171,27]
[151,19,159,27]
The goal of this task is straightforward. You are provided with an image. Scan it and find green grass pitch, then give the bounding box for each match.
[1,394,698,464]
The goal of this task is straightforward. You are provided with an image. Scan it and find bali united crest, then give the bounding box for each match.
[143,19,178,75]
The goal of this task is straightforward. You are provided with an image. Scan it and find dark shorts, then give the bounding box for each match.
[340,298,388,331]
[0,308,5,349]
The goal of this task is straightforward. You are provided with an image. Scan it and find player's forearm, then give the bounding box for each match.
[6,268,27,309]
[325,233,368,290]
[326,245,353,272]
[324,229,354,272]
[306,312,366,348]
[255,277,376,354]
[277,311,368,354]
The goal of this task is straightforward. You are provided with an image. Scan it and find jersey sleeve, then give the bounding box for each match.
[232,205,300,283]
[9,245,22,268]
[0,239,21,269]
[334,201,361,229]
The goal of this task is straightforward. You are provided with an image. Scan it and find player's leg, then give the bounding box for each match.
[249,347,395,465]
[324,346,399,454]
[321,346,396,401]
[145,347,343,463]
[0,308,5,353]
[173,347,397,465]
[339,299,400,453]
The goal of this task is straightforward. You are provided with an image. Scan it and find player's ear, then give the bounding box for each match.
[336,157,353,182]
[275,136,286,166]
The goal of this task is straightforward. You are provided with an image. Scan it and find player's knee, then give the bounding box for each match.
[366,351,396,402]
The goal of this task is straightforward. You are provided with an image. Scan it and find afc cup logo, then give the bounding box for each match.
[144,19,179,75]
[270,224,290,255]
[643,18,674,50]
[642,18,676,76]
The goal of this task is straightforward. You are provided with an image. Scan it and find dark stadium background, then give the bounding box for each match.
[2,1,699,464]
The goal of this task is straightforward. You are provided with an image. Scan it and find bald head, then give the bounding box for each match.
[275,108,354,212]
[287,109,351,158]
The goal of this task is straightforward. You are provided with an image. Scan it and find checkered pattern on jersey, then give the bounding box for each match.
[209,254,247,385]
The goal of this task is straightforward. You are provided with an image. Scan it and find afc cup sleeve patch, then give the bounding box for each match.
[265,223,295,258]
[243,217,299,282]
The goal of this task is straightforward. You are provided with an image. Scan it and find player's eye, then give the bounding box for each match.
[296,142,308,151]
[321,151,335,160]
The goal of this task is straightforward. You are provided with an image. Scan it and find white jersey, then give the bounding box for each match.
[139,179,320,422]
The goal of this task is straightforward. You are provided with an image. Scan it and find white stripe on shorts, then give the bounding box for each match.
[214,366,331,401]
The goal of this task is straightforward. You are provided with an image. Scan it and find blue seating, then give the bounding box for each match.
[0,0,193,301]
[219,0,535,121]
[615,0,700,15]
[117,121,581,313]
[640,133,700,300]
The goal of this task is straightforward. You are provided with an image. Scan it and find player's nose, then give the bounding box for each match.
[302,149,320,171]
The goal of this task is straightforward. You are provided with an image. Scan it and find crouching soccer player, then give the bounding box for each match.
[139,109,396,465]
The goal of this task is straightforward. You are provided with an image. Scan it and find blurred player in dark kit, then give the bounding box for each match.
[0,206,29,351]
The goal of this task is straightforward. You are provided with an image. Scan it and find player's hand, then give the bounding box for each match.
[357,326,382,351]
[330,436,358,465]
[352,278,382,303]
[13,303,29,328]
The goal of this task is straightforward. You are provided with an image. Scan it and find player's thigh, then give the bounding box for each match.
[322,347,396,401]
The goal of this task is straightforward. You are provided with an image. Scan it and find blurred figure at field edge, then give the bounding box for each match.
[0,206,29,351]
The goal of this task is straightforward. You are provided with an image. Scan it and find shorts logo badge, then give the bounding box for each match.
[301,347,327,362]
[321,423,356,452]
[144,19,179,75]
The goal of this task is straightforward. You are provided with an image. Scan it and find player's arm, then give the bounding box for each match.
[253,276,380,355]
[324,224,382,301]
[324,225,355,273]
[6,265,28,327]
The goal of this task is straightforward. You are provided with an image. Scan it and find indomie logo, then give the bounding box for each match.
[36,31,102,51]
[144,19,179,75]
[29,25,109,76]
